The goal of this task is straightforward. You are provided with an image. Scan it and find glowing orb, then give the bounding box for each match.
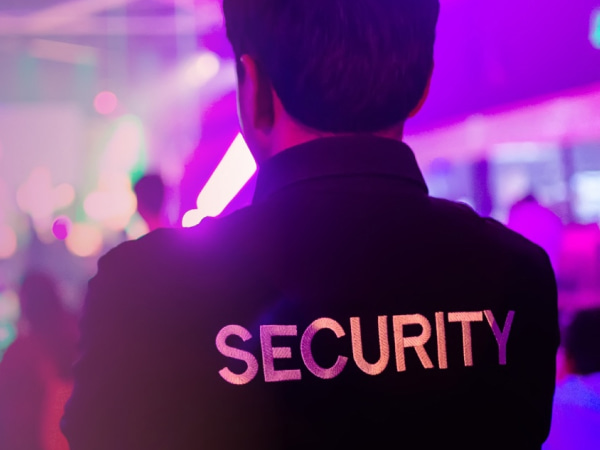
[94,91,118,115]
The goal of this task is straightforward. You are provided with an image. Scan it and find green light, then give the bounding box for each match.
[592,9,600,50]
[0,323,17,355]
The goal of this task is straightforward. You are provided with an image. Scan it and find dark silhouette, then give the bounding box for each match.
[0,271,77,450]
[507,194,563,273]
[134,174,167,232]
[62,1,559,449]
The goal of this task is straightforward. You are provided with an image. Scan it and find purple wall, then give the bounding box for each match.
[409,0,600,131]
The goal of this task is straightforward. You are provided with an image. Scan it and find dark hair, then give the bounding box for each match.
[565,308,600,375]
[134,174,165,216]
[223,0,440,133]
[19,271,77,380]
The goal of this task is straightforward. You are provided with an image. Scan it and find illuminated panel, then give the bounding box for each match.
[182,134,257,228]
[592,8,600,49]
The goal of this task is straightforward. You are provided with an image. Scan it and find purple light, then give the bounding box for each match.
[94,91,118,115]
[52,216,71,240]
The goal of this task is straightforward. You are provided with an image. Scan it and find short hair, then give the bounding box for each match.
[565,308,600,375]
[134,174,165,216]
[223,0,440,133]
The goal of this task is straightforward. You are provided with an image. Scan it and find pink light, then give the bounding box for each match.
[0,225,17,260]
[94,91,118,115]
[65,223,103,258]
[182,134,257,228]
[52,216,71,240]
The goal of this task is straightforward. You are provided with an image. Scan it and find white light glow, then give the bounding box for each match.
[104,115,145,172]
[0,290,20,322]
[182,52,221,88]
[54,183,76,210]
[84,184,137,230]
[16,167,54,220]
[0,225,17,259]
[65,223,103,258]
[183,134,257,228]
[126,216,149,240]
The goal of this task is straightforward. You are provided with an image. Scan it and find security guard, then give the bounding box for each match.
[62,1,559,449]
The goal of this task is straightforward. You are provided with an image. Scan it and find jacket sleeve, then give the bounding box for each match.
[61,239,164,450]
[61,245,123,450]
[510,245,560,447]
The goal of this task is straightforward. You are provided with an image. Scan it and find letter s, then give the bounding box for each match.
[215,325,259,385]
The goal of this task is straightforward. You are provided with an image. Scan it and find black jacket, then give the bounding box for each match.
[62,136,559,450]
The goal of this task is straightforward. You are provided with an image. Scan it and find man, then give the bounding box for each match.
[507,194,563,274]
[134,174,168,232]
[544,308,600,450]
[62,1,560,449]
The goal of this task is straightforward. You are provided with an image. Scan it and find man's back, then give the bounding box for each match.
[62,136,559,449]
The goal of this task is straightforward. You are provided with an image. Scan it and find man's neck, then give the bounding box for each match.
[267,119,405,160]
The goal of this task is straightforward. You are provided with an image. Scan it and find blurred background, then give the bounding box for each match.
[0,0,599,369]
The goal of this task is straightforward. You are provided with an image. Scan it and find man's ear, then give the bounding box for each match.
[409,71,433,118]
[239,55,275,132]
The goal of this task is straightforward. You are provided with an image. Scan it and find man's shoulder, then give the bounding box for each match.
[105,206,259,264]
[93,205,266,302]
[428,196,551,264]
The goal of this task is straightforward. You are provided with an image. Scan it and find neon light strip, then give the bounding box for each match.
[182,134,257,228]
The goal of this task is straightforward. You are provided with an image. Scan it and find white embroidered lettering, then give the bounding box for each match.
[484,310,515,365]
[448,312,483,367]
[393,314,434,372]
[215,325,259,385]
[216,309,515,384]
[260,325,302,382]
[301,318,348,379]
[350,316,390,376]
[435,312,448,370]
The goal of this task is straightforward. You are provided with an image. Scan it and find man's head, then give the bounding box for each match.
[565,308,600,376]
[134,174,166,231]
[223,0,440,161]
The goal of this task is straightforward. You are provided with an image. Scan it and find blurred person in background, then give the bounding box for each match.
[544,308,600,449]
[0,271,77,450]
[555,223,600,312]
[134,173,168,232]
[507,194,563,274]
[62,1,559,449]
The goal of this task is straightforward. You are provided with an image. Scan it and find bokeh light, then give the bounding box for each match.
[125,216,149,240]
[52,216,72,240]
[16,168,75,219]
[0,323,16,359]
[182,52,220,87]
[54,183,75,210]
[16,166,54,220]
[94,91,119,115]
[84,172,138,231]
[0,225,17,259]
[104,115,145,173]
[0,290,20,323]
[65,223,103,258]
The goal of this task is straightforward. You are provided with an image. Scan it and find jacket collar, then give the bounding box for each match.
[253,135,428,203]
